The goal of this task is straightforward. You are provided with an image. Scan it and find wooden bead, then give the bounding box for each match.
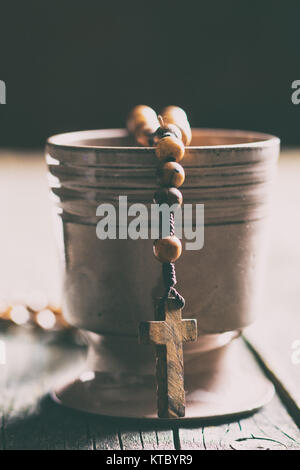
[155,135,185,163]
[158,162,185,188]
[160,106,192,146]
[153,188,183,207]
[127,105,159,135]
[153,236,182,263]
[162,105,188,121]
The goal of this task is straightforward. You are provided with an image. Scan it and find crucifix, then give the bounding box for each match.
[139,297,197,418]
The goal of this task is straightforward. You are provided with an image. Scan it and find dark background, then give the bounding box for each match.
[0,0,299,147]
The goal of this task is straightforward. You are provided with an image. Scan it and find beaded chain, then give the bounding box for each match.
[128,105,197,419]
[127,105,192,310]
[0,292,68,331]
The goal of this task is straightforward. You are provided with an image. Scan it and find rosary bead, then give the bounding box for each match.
[155,135,185,163]
[127,105,159,135]
[36,309,57,329]
[153,187,183,207]
[162,105,188,121]
[160,106,192,146]
[158,161,185,188]
[153,236,182,263]
[10,305,30,325]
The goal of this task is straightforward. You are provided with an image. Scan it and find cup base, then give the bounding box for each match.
[52,335,274,421]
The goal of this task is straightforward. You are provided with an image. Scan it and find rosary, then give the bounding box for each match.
[127,106,197,418]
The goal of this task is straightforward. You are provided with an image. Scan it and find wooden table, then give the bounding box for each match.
[0,149,299,450]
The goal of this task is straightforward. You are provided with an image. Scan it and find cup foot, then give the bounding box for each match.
[52,337,274,421]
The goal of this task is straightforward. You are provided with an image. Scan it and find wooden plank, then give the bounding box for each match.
[87,417,120,450]
[119,431,143,450]
[1,328,299,450]
[179,396,300,450]
[51,407,93,450]
[178,339,300,450]
[249,396,300,449]
[116,421,175,450]
[119,425,175,450]
[0,330,168,450]
[155,430,175,449]
[140,429,175,450]
[0,330,90,450]
[245,150,300,420]
[177,427,205,449]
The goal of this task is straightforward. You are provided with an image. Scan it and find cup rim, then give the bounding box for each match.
[47,128,280,151]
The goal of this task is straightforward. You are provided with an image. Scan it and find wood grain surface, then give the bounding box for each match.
[0,331,299,450]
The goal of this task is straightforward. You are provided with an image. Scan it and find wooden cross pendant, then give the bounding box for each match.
[139,297,197,418]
